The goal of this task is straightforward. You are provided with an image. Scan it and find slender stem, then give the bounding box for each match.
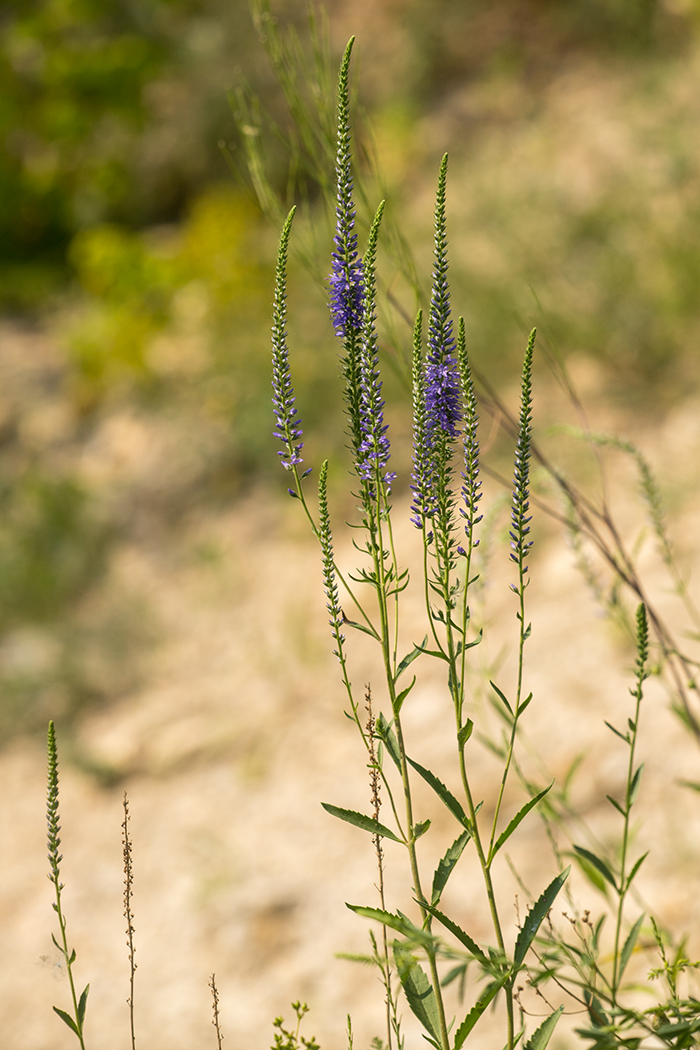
[122,793,136,1050]
[52,883,86,1050]
[370,487,450,1050]
[612,617,646,1003]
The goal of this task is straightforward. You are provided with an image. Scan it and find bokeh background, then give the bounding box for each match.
[4,0,700,1047]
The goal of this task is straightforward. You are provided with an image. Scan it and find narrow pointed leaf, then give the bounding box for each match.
[407,758,469,829]
[454,975,509,1048]
[393,942,441,1041]
[604,720,629,743]
[628,763,644,806]
[625,850,649,892]
[490,782,553,863]
[490,680,513,715]
[421,902,489,967]
[573,846,617,891]
[395,676,416,714]
[606,795,626,816]
[524,1006,564,1050]
[344,618,380,639]
[518,692,533,716]
[376,713,401,771]
[53,1007,80,1037]
[77,983,90,1027]
[514,867,570,967]
[417,641,450,663]
[322,803,402,843]
[396,638,428,680]
[619,913,645,983]
[431,830,471,905]
[348,905,436,949]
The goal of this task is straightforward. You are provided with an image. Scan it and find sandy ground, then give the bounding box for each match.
[1,324,700,1050]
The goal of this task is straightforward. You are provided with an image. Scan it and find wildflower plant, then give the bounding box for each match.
[46,720,90,1049]
[268,36,700,1050]
[269,39,569,1050]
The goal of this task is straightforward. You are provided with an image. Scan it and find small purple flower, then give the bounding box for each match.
[329,232,364,338]
[425,359,461,439]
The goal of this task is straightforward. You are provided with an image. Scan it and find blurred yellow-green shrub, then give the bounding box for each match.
[64,185,268,392]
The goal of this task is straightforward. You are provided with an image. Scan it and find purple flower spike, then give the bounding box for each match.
[272,208,305,472]
[356,203,394,494]
[424,154,461,443]
[410,310,438,526]
[329,37,364,339]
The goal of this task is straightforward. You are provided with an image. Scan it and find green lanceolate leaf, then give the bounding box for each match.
[348,905,436,949]
[490,681,513,716]
[394,676,416,714]
[605,720,629,743]
[619,913,645,983]
[416,640,450,662]
[625,851,649,892]
[376,713,401,771]
[489,782,553,864]
[523,1006,564,1050]
[628,763,644,807]
[421,902,489,967]
[431,830,471,905]
[407,757,470,829]
[321,804,402,843]
[519,692,533,716]
[53,1007,81,1037]
[606,794,626,816]
[457,719,474,749]
[573,846,617,892]
[396,638,428,680]
[344,618,381,639]
[393,942,441,1041]
[453,975,509,1048]
[77,983,90,1028]
[514,868,570,967]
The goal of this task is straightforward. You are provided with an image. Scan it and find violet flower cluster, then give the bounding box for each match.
[411,154,461,529]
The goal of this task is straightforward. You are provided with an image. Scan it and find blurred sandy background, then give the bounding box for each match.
[3,1,700,1047]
